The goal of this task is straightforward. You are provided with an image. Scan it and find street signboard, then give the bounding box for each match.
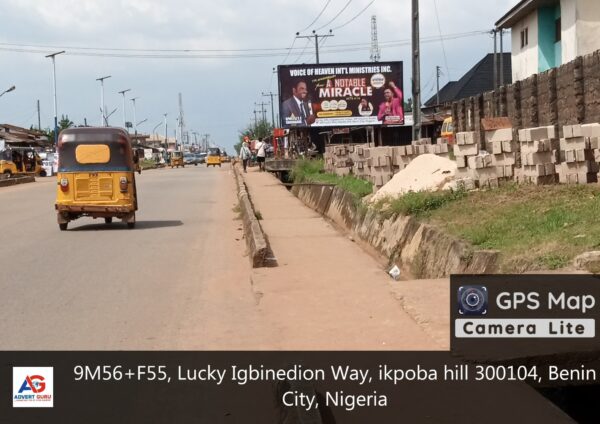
[277,61,404,128]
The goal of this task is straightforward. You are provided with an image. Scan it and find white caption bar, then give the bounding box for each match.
[455,319,595,338]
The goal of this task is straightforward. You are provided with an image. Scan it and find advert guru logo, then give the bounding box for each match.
[13,367,54,408]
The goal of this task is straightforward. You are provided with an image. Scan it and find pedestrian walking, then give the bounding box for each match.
[255,138,267,171]
[239,141,251,173]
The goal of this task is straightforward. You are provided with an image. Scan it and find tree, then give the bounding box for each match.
[42,114,74,142]
[58,115,74,130]
[236,119,273,154]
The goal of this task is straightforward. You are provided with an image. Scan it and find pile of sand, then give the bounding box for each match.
[370,154,457,202]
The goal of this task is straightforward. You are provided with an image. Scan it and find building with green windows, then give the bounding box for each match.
[496,0,600,81]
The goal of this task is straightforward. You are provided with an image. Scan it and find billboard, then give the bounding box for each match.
[278,61,403,128]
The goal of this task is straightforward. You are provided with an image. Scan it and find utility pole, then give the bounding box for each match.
[37,100,41,130]
[118,89,131,130]
[370,16,381,62]
[45,50,65,145]
[296,29,334,64]
[262,91,276,128]
[178,93,185,151]
[96,75,111,126]
[499,29,505,86]
[493,29,498,90]
[412,0,421,140]
[255,102,268,123]
[130,97,139,136]
[253,109,259,128]
[163,113,168,149]
[436,66,441,106]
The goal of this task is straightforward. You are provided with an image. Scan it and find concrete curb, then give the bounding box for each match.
[0,175,36,188]
[232,165,275,268]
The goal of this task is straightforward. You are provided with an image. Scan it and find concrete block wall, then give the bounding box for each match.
[583,51,600,126]
[452,49,600,137]
[323,121,600,191]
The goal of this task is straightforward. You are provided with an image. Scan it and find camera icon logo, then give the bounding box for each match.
[458,286,488,315]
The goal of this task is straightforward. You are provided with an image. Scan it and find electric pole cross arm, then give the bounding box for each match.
[295,29,334,64]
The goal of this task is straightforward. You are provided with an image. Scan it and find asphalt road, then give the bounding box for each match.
[0,165,265,349]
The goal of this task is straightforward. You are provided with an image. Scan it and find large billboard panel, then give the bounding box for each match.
[278,61,404,128]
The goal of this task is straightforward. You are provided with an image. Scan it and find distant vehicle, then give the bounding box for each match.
[183,153,198,166]
[41,159,54,177]
[206,147,222,167]
[220,150,231,163]
[0,147,46,177]
[195,153,206,164]
[169,151,184,168]
[441,117,454,144]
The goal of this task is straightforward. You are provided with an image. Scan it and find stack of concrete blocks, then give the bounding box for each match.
[331,145,353,177]
[484,127,518,186]
[585,124,600,181]
[467,152,499,188]
[323,146,335,173]
[428,142,450,159]
[557,124,599,184]
[368,147,394,191]
[453,131,478,183]
[394,144,419,169]
[349,144,370,180]
[517,126,559,185]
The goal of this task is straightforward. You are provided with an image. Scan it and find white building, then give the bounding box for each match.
[496,0,600,82]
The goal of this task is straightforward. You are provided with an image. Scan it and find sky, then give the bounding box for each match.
[0,0,518,152]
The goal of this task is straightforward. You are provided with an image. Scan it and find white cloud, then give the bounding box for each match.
[0,0,523,150]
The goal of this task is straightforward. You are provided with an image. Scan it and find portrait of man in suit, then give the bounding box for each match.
[281,80,316,127]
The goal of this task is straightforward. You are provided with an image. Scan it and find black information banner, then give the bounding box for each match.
[2,351,599,423]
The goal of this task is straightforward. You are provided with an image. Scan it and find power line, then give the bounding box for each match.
[0,30,487,54]
[293,39,312,64]
[299,0,333,32]
[0,31,489,60]
[314,0,353,31]
[280,37,297,64]
[332,0,376,31]
[433,0,450,79]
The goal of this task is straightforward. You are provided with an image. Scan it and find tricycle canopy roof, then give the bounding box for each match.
[57,127,135,172]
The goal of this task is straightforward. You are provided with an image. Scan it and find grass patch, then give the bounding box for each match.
[291,159,373,199]
[140,159,157,169]
[423,183,600,272]
[377,189,467,219]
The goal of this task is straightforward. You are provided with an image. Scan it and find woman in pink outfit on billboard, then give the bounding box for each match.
[377,81,404,124]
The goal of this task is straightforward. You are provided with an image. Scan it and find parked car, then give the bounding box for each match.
[183,153,198,166]
[195,153,206,164]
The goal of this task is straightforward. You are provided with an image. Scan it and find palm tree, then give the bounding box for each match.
[58,115,74,130]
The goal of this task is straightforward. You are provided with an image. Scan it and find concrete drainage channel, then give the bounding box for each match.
[232,166,276,268]
[290,183,498,279]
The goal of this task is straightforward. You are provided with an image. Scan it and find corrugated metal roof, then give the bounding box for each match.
[424,53,512,107]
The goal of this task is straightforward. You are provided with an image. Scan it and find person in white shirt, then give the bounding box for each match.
[239,142,251,172]
[254,138,267,171]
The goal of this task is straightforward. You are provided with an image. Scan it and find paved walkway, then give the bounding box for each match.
[241,167,448,350]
